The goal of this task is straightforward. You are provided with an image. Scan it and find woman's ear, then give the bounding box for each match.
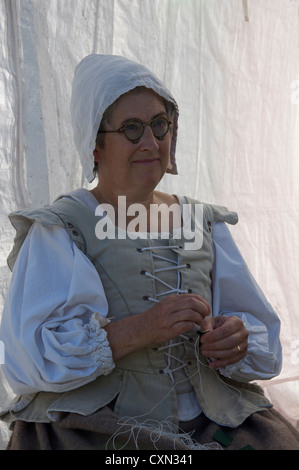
[93,145,100,164]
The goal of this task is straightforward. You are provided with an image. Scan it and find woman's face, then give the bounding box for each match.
[93,88,173,202]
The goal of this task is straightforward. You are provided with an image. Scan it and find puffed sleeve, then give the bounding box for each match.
[211,221,282,382]
[0,222,115,395]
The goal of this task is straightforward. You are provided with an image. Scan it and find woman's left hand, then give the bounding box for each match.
[199,316,249,369]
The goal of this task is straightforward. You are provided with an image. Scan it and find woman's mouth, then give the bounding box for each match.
[133,158,159,165]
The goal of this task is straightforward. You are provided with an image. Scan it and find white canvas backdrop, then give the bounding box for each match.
[1,0,299,448]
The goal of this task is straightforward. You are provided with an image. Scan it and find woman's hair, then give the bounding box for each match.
[93,87,175,178]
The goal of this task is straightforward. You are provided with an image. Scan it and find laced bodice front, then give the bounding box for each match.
[138,240,197,396]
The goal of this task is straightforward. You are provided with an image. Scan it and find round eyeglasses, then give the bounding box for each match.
[97,115,172,143]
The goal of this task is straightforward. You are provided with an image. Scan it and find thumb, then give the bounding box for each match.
[194,316,213,337]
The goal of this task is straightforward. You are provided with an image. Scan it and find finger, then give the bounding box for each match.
[201,330,243,351]
[170,310,206,332]
[203,341,248,369]
[196,317,213,335]
[202,339,247,358]
[194,295,211,316]
[200,316,247,345]
[162,294,211,317]
[201,334,249,364]
[168,319,200,337]
[165,305,211,337]
[177,295,211,318]
[199,316,214,329]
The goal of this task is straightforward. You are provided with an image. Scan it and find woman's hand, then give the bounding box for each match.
[199,316,249,369]
[104,294,211,361]
[142,293,211,345]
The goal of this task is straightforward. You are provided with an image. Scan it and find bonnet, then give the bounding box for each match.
[70,54,179,183]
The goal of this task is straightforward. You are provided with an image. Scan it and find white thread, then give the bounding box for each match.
[157,340,185,350]
[105,360,222,450]
[105,336,243,450]
[106,416,223,450]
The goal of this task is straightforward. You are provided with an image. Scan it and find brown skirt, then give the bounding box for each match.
[6,406,299,450]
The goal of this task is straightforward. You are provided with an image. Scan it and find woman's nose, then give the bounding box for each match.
[138,125,160,151]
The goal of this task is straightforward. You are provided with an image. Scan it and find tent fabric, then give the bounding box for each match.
[1,0,299,448]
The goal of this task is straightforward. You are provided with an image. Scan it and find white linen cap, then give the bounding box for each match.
[70,54,179,182]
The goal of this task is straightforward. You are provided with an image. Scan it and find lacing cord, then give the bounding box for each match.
[139,245,191,382]
[156,341,189,383]
[141,270,190,299]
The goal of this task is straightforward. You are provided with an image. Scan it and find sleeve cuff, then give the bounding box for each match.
[86,313,115,376]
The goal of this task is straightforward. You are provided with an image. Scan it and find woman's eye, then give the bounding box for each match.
[126,122,140,131]
[154,118,164,127]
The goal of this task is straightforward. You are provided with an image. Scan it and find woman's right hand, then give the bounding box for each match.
[104,294,211,361]
[142,294,211,345]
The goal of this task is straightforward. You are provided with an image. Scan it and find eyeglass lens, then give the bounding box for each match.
[124,116,169,141]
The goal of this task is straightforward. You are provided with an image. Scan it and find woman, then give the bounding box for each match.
[1,54,298,450]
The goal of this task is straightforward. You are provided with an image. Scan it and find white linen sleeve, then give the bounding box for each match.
[211,222,282,382]
[0,222,115,395]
